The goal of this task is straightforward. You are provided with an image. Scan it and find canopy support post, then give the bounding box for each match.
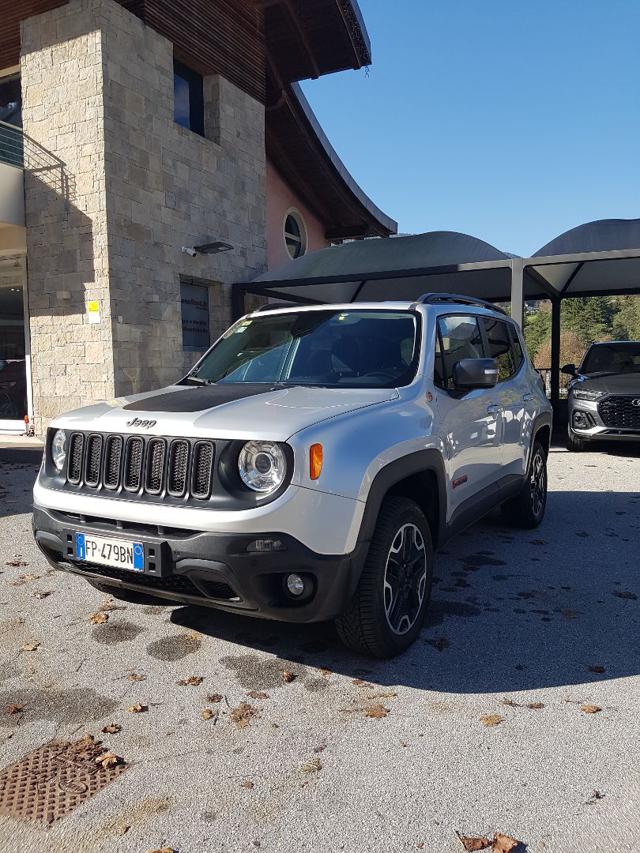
[231,284,246,321]
[550,297,561,430]
[510,259,524,328]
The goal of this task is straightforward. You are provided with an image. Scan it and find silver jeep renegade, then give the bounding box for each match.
[33,294,552,657]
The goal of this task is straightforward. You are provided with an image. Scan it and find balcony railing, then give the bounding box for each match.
[0,120,24,168]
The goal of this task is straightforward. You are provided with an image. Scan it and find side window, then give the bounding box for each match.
[482,318,516,381]
[509,324,525,371]
[438,315,484,391]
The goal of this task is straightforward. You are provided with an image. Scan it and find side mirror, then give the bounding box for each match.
[561,363,577,376]
[453,358,499,390]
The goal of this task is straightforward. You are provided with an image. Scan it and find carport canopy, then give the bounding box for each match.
[235,218,640,420]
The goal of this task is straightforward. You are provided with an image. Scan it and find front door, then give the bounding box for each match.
[434,313,503,521]
[0,255,30,432]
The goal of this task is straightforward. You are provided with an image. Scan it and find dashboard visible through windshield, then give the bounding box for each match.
[186,309,420,389]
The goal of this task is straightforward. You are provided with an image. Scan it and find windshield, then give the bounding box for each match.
[581,342,640,375]
[186,310,420,388]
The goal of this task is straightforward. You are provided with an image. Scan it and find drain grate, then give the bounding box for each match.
[0,735,126,824]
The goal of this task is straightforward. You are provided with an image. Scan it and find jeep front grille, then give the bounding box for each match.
[598,396,640,431]
[65,432,215,501]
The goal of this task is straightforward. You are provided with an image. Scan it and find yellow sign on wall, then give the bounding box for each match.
[86,300,101,324]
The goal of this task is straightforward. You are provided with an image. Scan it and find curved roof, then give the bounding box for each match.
[257,230,513,284]
[534,218,640,257]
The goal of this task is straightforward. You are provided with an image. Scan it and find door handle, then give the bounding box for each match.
[486,404,502,415]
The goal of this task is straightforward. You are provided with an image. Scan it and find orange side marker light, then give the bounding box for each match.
[310,443,323,480]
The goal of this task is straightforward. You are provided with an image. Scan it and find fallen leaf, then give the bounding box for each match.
[127,673,146,682]
[241,779,254,789]
[456,833,491,851]
[527,702,545,710]
[586,789,605,804]
[580,704,602,714]
[318,667,332,678]
[201,708,218,721]
[501,698,520,708]
[5,559,28,568]
[247,690,269,700]
[206,693,223,703]
[98,598,123,612]
[177,675,203,686]
[480,714,504,727]
[127,703,148,713]
[365,704,389,719]
[492,833,520,853]
[33,591,53,599]
[230,702,257,728]
[6,703,23,715]
[21,641,40,652]
[101,723,122,734]
[302,757,322,773]
[89,611,109,625]
[145,848,176,853]
[588,665,606,674]
[95,751,122,769]
[282,670,297,683]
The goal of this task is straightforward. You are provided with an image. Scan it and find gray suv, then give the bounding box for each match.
[33,294,552,657]
[563,341,640,451]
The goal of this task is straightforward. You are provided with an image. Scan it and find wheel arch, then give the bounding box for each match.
[356,450,447,554]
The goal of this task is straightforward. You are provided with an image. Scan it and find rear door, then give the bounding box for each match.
[433,313,503,520]
[479,316,529,480]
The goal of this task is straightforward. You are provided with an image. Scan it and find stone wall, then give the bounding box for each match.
[21,0,267,431]
[21,1,115,433]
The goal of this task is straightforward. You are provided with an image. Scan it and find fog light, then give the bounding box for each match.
[246,538,286,553]
[573,411,590,429]
[285,573,305,597]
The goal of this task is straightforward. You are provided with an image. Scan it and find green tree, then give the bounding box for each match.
[561,297,615,345]
[524,302,551,360]
[611,295,640,340]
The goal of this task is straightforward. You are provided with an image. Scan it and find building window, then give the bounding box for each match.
[0,74,22,127]
[173,60,204,136]
[180,278,210,351]
[284,211,307,259]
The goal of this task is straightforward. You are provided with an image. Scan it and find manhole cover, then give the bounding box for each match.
[0,735,126,824]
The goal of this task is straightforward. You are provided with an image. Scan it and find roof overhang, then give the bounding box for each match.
[266,84,397,240]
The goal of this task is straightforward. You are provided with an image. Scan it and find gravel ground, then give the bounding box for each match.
[0,442,639,853]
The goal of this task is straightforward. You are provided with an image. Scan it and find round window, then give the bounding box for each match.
[284,212,306,259]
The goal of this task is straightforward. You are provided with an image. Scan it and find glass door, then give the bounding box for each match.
[0,255,30,432]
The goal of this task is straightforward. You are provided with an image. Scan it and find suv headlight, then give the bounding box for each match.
[572,388,604,401]
[238,441,287,493]
[51,429,67,472]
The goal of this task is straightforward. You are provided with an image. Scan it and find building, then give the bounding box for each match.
[0,0,396,434]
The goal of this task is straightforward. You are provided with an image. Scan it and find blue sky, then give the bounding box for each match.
[301,0,640,256]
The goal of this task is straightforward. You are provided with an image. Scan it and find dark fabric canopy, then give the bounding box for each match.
[240,219,640,306]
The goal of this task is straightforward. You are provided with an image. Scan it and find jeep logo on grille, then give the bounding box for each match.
[126,417,157,429]
[632,399,640,408]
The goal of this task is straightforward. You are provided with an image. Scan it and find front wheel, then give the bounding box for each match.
[335,496,433,658]
[566,427,587,452]
[502,440,548,529]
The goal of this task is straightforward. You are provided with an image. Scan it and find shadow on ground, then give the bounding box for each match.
[170,487,640,696]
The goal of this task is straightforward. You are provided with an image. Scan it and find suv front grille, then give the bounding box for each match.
[65,432,215,501]
[598,396,640,430]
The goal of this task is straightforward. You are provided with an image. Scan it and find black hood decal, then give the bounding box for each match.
[123,384,276,413]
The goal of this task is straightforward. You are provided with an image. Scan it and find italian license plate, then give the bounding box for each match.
[74,532,144,572]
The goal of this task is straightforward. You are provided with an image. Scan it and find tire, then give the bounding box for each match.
[335,496,434,658]
[566,427,587,452]
[86,579,169,606]
[501,439,548,529]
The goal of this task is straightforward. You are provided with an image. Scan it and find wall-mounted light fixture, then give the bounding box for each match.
[181,241,234,257]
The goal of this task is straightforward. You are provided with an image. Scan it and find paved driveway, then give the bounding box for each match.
[0,443,639,853]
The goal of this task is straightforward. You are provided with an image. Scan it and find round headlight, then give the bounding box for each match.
[51,429,67,472]
[238,441,286,493]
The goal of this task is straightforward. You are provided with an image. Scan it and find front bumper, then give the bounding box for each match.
[568,398,640,442]
[32,505,367,623]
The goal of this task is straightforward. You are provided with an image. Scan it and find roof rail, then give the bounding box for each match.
[253,301,303,313]
[414,293,509,316]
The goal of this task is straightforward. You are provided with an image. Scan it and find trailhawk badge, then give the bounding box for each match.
[126,418,157,429]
